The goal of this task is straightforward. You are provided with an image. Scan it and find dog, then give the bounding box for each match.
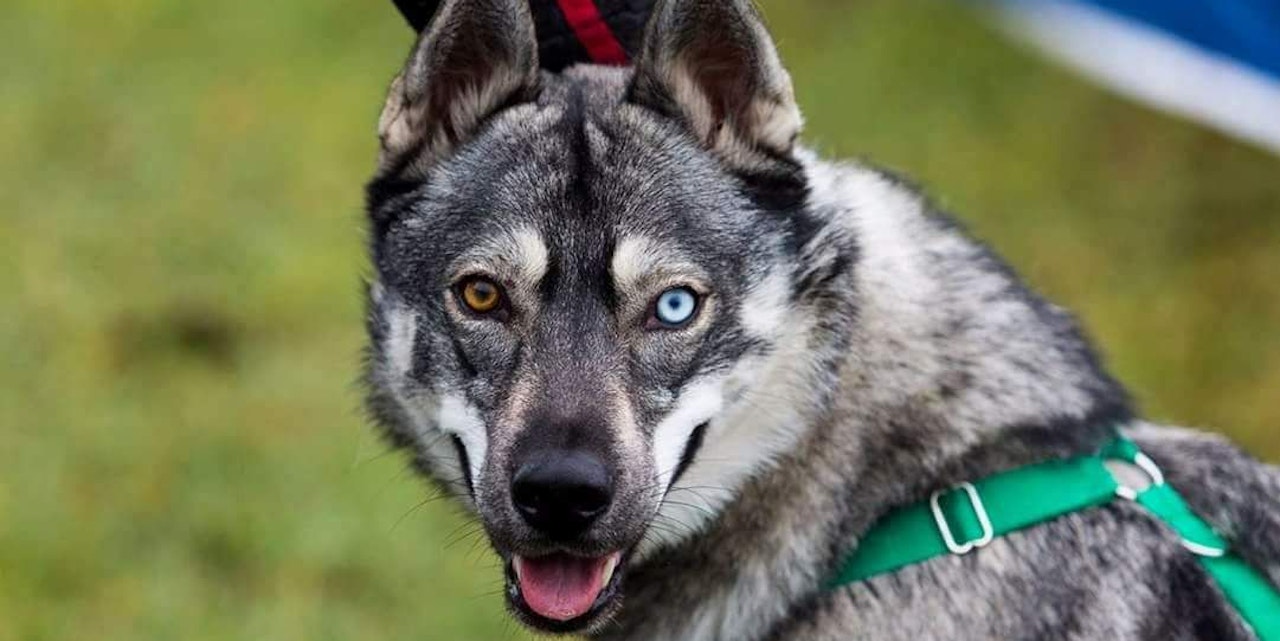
[360,0,1280,638]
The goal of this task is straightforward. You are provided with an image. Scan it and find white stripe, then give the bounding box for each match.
[995,0,1280,155]
[437,393,488,488]
[651,379,725,493]
[384,302,418,378]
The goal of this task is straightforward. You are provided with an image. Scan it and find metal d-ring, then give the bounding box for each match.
[1109,450,1227,558]
[1112,451,1166,501]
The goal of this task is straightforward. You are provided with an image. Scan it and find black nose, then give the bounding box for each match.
[511,450,613,539]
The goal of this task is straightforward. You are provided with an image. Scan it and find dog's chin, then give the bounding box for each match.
[504,549,629,634]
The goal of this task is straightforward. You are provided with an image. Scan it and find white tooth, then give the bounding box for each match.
[513,556,525,583]
[600,554,620,587]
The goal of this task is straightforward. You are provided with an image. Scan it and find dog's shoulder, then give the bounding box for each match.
[760,421,1280,641]
[772,498,1260,640]
[1129,422,1280,587]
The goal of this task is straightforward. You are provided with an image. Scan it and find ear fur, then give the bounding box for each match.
[377,0,540,176]
[630,0,802,167]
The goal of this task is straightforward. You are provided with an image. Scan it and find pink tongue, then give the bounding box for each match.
[514,553,612,622]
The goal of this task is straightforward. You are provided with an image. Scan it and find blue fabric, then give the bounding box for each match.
[1055,0,1280,78]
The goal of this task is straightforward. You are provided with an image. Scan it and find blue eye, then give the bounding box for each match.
[652,287,699,328]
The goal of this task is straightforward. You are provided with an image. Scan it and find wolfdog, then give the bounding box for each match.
[361,0,1280,638]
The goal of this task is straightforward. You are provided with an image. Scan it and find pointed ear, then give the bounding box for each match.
[377,0,539,176]
[629,0,802,166]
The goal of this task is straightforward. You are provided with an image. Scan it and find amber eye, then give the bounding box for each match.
[458,277,505,315]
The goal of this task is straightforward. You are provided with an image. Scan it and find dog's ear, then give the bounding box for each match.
[377,0,539,177]
[629,0,802,167]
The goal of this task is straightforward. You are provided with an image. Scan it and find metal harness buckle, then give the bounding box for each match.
[1109,451,1227,558]
[930,482,995,555]
[1111,451,1165,501]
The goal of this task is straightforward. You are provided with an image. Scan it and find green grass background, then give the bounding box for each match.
[2,0,1277,638]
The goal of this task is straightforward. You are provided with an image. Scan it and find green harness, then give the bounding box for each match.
[832,436,1280,640]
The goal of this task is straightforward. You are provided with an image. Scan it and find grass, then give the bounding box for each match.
[1,0,1277,638]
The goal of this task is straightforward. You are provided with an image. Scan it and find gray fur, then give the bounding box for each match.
[361,0,1280,638]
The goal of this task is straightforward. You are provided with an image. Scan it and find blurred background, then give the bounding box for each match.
[2,0,1277,639]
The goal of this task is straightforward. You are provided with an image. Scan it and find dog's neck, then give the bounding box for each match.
[595,159,1130,641]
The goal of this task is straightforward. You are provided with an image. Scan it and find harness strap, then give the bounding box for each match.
[553,0,630,66]
[831,436,1280,640]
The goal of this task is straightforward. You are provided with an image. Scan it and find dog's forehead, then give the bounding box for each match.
[409,73,752,274]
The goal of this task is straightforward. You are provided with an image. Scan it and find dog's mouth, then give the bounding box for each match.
[506,550,625,631]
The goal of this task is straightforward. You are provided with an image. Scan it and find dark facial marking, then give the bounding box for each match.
[668,421,709,493]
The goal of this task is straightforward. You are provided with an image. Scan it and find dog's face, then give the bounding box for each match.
[364,0,833,633]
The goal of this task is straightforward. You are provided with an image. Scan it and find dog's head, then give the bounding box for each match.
[364,0,846,633]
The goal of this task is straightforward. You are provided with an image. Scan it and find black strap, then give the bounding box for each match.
[387,0,654,72]
[390,0,438,32]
